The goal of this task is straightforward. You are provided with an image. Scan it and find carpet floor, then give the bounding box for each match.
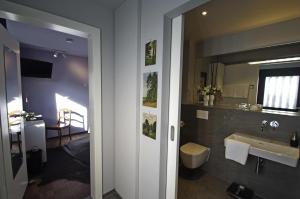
[24,134,90,199]
[63,135,90,167]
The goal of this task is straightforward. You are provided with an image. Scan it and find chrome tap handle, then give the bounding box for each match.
[270,120,279,130]
[261,120,268,132]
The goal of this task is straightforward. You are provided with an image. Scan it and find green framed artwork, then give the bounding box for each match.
[145,40,157,66]
[142,112,157,140]
[143,72,158,108]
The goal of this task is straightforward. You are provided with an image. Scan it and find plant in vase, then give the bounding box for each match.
[209,87,217,106]
[200,86,211,106]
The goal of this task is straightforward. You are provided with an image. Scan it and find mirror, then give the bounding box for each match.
[182,5,300,115]
[4,46,23,178]
[193,42,300,112]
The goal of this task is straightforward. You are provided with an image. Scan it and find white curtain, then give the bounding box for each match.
[263,76,299,109]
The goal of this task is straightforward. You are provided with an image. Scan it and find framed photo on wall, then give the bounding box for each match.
[143,72,158,108]
[142,112,157,140]
[145,40,157,66]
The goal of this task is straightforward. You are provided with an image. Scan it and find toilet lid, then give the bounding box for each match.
[180,142,208,155]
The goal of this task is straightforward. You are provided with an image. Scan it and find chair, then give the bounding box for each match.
[70,111,85,132]
[46,109,72,146]
[8,113,22,153]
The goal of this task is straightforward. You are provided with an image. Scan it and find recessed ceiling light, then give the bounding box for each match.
[202,11,208,16]
[65,38,74,44]
[248,57,300,65]
[53,52,58,58]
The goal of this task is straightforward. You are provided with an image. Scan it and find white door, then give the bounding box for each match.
[166,15,184,199]
[0,24,28,199]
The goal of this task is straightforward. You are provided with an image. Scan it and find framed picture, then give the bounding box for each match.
[142,112,157,140]
[145,40,157,66]
[143,72,158,108]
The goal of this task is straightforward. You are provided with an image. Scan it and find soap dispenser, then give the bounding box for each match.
[290,132,299,148]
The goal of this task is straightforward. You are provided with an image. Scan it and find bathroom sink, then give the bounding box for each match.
[224,133,299,167]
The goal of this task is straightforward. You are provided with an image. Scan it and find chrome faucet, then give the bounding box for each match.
[270,120,279,130]
[261,120,268,132]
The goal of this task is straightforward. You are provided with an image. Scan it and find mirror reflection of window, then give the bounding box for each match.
[4,46,23,178]
[263,76,299,110]
[257,67,300,111]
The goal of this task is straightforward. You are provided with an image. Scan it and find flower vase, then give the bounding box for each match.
[203,95,209,106]
[209,95,215,106]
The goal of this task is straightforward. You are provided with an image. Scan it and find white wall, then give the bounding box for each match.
[115,1,208,198]
[114,0,140,198]
[138,1,209,199]
[115,1,206,198]
[2,0,115,193]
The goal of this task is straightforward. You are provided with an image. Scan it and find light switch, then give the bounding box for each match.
[196,110,208,120]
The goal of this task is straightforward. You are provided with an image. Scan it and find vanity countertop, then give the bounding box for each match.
[188,103,300,117]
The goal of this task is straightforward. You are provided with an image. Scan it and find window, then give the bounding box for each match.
[257,67,300,111]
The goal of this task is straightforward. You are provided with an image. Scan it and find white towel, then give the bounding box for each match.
[225,139,250,165]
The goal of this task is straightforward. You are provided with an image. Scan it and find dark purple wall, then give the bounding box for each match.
[20,47,88,137]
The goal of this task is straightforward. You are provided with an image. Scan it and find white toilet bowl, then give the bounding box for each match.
[180,142,210,169]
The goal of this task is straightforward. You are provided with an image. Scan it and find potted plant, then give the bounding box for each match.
[199,86,211,106]
[198,86,220,106]
[209,87,217,106]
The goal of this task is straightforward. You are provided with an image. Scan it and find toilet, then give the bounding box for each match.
[180,142,210,169]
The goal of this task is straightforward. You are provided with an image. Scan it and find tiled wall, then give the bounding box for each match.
[181,104,300,199]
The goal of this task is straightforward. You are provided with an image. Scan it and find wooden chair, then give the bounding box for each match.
[8,112,22,153]
[70,111,85,131]
[46,109,72,146]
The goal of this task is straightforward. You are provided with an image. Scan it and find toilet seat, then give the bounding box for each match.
[180,142,208,155]
[180,142,210,169]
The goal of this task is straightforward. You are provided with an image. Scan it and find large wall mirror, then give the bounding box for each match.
[4,46,23,178]
[182,6,300,115]
[202,42,300,112]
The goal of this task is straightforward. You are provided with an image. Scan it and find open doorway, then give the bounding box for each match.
[167,1,300,199]
[2,18,90,199]
[0,3,102,199]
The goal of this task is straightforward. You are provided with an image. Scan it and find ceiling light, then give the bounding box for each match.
[65,38,74,44]
[201,11,208,16]
[53,52,58,58]
[248,57,300,65]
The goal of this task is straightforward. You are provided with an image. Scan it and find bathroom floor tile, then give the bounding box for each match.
[178,172,264,199]
[178,173,231,199]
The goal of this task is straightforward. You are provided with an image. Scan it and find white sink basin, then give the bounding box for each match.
[224,133,299,167]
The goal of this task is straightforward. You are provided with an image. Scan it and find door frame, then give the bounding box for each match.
[0,24,28,199]
[161,0,210,198]
[0,1,103,199]
[165,15,184,199]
